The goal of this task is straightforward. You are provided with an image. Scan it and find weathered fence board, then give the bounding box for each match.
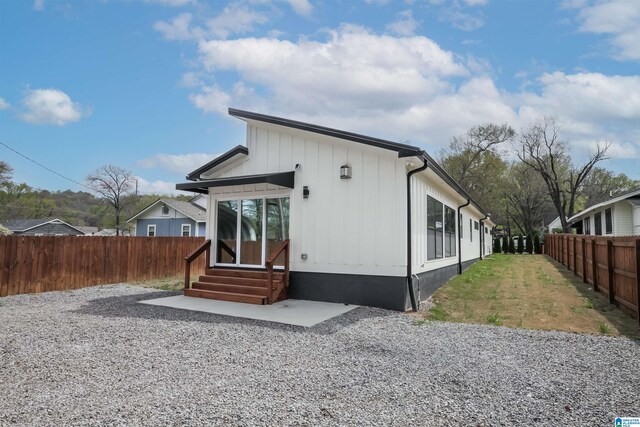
[0,236,206,297]
[545,234,640,323]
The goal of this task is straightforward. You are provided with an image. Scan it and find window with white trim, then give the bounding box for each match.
[181,224,191,237]
[147,224,156,237]
[161,205,169,215]
[605,208,612,234]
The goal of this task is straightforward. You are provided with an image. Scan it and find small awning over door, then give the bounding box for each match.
[175,171,295,194]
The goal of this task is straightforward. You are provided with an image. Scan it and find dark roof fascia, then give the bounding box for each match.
[176,171,295,193]
[419,151,490,219]
[229,108,423,157]
[186,145,249,181]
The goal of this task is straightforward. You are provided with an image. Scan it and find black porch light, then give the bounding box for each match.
[340,164,352,179]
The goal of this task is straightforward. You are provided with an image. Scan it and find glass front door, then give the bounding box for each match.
[215,196,289,267]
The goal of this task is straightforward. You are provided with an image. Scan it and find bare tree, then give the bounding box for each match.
[439,123,515,225]
[86,165,136,235]
[503,162,553,236]
[516,117,610,233]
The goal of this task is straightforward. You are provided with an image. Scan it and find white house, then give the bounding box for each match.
[176,108,495,311]
[569,188,640,236]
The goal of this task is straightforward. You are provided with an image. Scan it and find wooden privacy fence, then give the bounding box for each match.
[545,233,640,323]
[0,236,207,297]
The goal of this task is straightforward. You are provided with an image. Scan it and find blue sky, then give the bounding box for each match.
[1,0,638,194]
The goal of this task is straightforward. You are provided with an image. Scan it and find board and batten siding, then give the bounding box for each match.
[613,201,634,236]
[206,122,408,276]
[410,170,487,275]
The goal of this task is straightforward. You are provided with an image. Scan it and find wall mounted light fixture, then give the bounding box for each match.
[340,164,352,179]
[303,186,309,198]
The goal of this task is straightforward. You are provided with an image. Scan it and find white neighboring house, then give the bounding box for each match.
[127,198,207,237]
[175,108,495,311]
[569,188,640,236]
[547,216,566,233]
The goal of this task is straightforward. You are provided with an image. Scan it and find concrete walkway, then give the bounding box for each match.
[139,295,358,327]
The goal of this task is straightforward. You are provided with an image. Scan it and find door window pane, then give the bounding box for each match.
[266,197,290,267]
[240,199,263,265]
[216,200,238,263]
[594,212,602,235]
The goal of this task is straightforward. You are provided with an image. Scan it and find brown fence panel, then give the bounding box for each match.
[544,233,639,322]
[0,236,206,297]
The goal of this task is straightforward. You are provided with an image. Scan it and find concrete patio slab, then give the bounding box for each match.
[139,295,358,327]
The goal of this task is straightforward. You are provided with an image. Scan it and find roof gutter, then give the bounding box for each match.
[457,198,471,274]
[406,152,428,312]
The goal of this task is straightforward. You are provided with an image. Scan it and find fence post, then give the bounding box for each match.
[607,240,615,305]
[581,237,587,283]
[592,239,598,292]
[573,236,578,276]
[635,239,640,325]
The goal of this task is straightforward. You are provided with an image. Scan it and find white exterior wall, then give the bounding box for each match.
[613,201,634,236]
[410,170,489,275]
[633,206,640,235]
[206,122,408,276]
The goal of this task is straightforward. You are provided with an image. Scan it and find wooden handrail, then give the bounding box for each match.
[216,239,237,264]
[184,239,211,290]
[265,239,290,304]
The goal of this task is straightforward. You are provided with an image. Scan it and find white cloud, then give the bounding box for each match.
[153,13,203,40]
[386,10,419,36]
[284,0,313,16]
[179,71,203,88]
[144,0,196,6]
[0,98,9,110]
[169,22,638,162]
[463,0,488,5]
[572,0,640,60]
[33,0,45,11]
[439,8,484,31]
[207,4,269,39]
[189,85,233,114]
[20,88,89,126]
[137,153,220,174]
[134,177,182,195]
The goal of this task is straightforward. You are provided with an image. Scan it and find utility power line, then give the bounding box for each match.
[0,141,94,191]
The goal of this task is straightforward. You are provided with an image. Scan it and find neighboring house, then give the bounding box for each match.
[547,216,566,234]
[1,218,85,236]
[569,188,640,236]
[175,108,495,311]
[76,226,100,235]
[127,198,206,237]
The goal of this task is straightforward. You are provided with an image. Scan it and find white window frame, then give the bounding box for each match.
[181,224,191,237]
[147,224,156,237]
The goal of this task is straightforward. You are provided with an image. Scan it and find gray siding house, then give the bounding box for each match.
[127,198,206,237]
[2,218,85,236]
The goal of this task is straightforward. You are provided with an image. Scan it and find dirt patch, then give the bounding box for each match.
[419,254,640,339]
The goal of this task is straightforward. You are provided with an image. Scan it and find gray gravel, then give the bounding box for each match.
[1,284,638,426]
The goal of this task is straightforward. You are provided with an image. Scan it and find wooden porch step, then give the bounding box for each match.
[184,288,267,305]
[192,282,271,296]
[197,275,273,287]
[205,268,285,280]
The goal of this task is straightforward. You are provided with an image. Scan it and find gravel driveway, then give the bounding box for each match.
[1,284,638,426]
